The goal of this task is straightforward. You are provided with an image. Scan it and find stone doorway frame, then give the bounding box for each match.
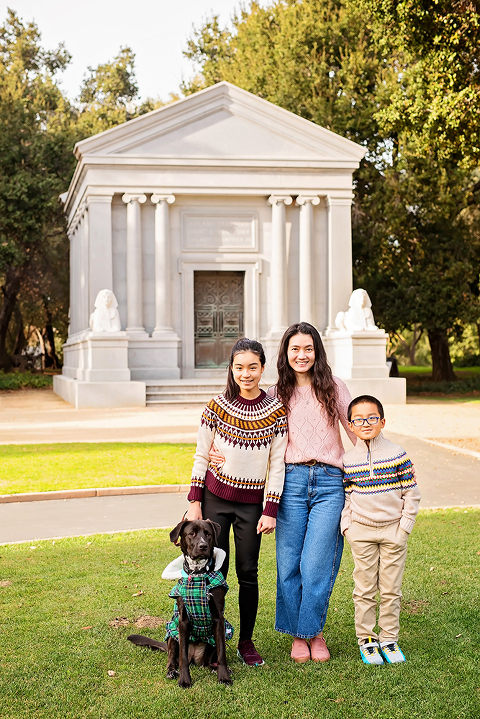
[179,258,262,378]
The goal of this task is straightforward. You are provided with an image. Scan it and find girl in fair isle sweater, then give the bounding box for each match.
[185,338,288,667]
[270,322,356,664]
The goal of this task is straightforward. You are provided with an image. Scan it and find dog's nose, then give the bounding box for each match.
[198,539,208,549]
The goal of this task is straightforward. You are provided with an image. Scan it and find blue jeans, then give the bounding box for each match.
[275,462,345,639]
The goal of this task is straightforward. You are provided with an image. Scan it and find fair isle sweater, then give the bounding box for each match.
[341,432,421,535]
[187,390,288,518]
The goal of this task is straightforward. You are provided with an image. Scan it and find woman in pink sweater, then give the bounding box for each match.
[270,322,355,663]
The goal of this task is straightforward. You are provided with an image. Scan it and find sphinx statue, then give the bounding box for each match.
[89,289,122,333]
[335,288,379,333]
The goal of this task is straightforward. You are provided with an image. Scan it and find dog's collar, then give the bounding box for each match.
[182,555,214,576]
[162,547,226,580]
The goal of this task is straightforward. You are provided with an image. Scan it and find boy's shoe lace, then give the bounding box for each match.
[237,639,264,667]
[359,637,384,665]
[380,641,406,664]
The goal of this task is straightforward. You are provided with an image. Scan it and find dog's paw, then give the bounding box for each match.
[217,667,233,685]
[177,678,192,689]
[166,669,178,680]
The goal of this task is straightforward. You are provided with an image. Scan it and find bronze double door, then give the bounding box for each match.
[194,271,245,368]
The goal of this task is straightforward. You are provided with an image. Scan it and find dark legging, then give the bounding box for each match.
[202,487,263,642]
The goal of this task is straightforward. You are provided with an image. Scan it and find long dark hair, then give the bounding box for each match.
[276,322,338,425]
[224,338,266,401]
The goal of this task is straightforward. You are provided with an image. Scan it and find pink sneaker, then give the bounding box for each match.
[291,638,310,663]
[309,635,330,663]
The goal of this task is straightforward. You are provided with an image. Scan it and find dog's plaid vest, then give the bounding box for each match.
[165,568,234,646]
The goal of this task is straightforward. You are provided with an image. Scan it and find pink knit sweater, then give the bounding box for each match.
[268,377,356,468]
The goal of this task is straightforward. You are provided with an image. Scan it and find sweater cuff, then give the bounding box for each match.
[187,485,204,503]
[262,500,279,518]
[400,515,415,534]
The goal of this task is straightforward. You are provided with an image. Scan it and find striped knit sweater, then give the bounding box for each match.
[341,432,421,535]
[187,390,288,517]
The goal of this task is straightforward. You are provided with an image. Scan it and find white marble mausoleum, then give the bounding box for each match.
[54,81,405,407]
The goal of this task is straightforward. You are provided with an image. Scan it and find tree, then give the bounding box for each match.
[367,0,480,165]
[352,153,480,381]
[0,9,148,372]
[183,0,480,379]
[76,46,140,136]
[354,0,480,380]
[0,10,74,370]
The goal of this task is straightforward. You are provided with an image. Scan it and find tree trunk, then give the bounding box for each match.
[42,297,59,369]
[427,329,457,382]
[12,305,27,361]
[0,266,24,371]
[408,324,423,365]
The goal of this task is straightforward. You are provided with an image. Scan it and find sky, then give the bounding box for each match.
[0,1,252,102]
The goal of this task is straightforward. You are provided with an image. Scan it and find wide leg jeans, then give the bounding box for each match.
[275,462,345,639]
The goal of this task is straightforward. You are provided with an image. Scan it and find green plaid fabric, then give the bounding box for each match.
[165,568,234,646]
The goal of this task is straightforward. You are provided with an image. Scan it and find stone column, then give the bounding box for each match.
[267,195,292,334]
[297,195,320,325]
[86,195,114,313]
[326,195,354,329]
[122,193,147,335]
[151,194,175,336]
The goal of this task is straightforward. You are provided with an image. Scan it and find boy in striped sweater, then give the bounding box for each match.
[341,395,421,665]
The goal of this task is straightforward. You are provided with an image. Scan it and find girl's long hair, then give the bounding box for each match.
[276,322,338,425]
[224,338,266,401]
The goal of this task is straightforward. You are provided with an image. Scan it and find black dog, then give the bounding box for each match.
[128,519,232,688]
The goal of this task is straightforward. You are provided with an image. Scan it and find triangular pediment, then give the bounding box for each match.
[75,82,365,164]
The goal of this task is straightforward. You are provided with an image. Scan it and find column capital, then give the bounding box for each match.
[85,194,114,205]
[326,194,354,207]
[151,194,175,205]
[122,193,147,204]
[297,195,321,206]
[267,195,293,206]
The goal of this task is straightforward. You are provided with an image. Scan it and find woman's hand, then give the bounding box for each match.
[208,443,225,466]
[257,515,276,534]
[184,501,202,521]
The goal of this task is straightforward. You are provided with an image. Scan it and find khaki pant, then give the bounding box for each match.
[346,520,409,644]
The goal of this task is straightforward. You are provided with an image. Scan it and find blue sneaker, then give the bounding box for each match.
[380,641,406,663]
[359,638,384,665]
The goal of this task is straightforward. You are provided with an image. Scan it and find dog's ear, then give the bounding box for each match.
[205,519,222,546]
[170,520,191,546]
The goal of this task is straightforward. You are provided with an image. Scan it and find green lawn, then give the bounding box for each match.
[398,366,480,396]
[0,508,478,719]
[0,443,195,495]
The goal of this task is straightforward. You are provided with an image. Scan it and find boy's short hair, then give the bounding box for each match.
[347,395,384,421]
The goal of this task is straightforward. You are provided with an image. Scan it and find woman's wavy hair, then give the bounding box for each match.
[276,322,338,425]
[224,338,266,401]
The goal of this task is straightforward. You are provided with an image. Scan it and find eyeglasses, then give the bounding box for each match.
[350,416,380,427]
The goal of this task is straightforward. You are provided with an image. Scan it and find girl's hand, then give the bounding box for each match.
[208,443,225,466]
[185,501,203,521]
[257,515,276,534]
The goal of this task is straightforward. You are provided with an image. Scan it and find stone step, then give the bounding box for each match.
[145,382,225,405]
